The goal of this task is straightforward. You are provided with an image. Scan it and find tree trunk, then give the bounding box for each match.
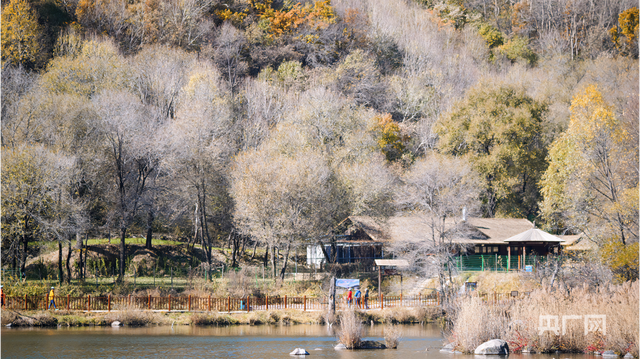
[271,245,277,279]
[199,181,213,279]
[279,242,292,281]
[263,245,269,267]
[78,238,84,280]
[66,239,72,284]
[58,239,64,284]
[21,233,28,281]
[240,236,247,255]
[145,209,154,249]
[118,227,127,282]
[231,234,239,268]
[84,233,89,279]
[251,240,258,260]
[75,231,83,249]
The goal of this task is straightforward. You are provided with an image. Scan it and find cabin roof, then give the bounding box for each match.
[345,215,554,245]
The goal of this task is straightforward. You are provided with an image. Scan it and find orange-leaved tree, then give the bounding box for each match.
[259,0,335,38]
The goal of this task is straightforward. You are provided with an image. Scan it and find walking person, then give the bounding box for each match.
[364,288,369,309]
[48,287,57,310]
[1,285,5,307]
[346,288,353,308]
[354,288,361,308]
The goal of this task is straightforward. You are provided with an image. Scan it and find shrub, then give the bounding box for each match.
[385,324,402,349]
[338,309,363,349]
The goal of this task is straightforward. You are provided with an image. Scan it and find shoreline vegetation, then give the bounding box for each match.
[450,281,639,357]
[1,306,442,328]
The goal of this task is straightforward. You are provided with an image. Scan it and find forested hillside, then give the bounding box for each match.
[2,0,638,282]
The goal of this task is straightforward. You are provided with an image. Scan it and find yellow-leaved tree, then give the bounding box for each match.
[609,7,639,57]
[1,0,44,67]
[540,85,638,281]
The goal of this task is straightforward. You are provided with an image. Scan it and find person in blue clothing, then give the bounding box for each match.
[354,288,362,308]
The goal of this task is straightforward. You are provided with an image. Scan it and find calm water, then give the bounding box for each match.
[1,324,597,359]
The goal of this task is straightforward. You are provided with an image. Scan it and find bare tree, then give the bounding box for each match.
[393,154,480,303]
[93,90,162,282]
[213,22,248,94]
[164,61,234,276]
[231,146,334,280]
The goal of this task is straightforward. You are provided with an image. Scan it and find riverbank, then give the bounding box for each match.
[1,306,443,328]
[450,281,639,357]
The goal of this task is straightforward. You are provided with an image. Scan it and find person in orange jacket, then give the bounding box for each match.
[48,287,57,310]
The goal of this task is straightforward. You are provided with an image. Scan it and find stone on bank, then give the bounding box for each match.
[474,339,509,355]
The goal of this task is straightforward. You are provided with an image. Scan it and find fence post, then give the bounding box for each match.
[303,296,306,312]
[400,293,403,307]
[208,295,211,312]
[227,296,230,313]
[87,295,91,312]
[24,294,27,311]
[381,294,384,310]
[247,296,250,312]
[67,294,70,310]
[108,294,111,312]
[266,295,268,311]
[128,294,131,307]
[284,295,287,310]
[169,295,172,312]
[148,294,151,310]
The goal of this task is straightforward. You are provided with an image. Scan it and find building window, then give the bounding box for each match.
[475,246,480,253]
[493,246,499,253]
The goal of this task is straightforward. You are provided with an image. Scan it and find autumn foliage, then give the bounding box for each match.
[1,0,43,67]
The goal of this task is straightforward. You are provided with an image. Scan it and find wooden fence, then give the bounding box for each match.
[3,291,519,312]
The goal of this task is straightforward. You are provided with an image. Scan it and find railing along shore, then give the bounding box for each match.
[2,291,520,312]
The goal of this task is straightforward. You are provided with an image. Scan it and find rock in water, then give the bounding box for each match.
[111,321,122,327]
[623,353,633,359]
[602,351,618,358]
[474,339,509,355]
[359,340,386,349]
[290,348,309,355]
[334,344,347,350]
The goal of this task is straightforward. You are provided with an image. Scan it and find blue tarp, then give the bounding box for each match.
[336,279,360,288]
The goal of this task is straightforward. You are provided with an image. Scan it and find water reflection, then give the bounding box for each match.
[1,324,597,359]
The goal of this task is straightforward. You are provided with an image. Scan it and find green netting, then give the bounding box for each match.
[454,254,548,272]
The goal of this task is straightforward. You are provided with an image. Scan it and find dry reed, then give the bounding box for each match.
[451,281,639,356]
[384,324,402,349]
[338,309,363,349]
